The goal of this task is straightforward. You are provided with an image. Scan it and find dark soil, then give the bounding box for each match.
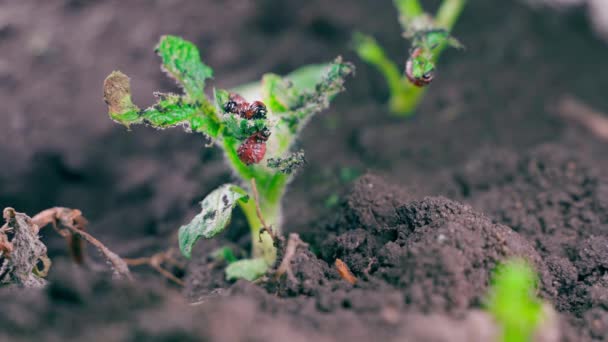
[1,0,607,341]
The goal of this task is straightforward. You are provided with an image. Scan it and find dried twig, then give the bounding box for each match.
[363,257,376,279]
[335,258,357,285]
[0,224,13,256]
[274,233,308,284]
[251,178,277,243]
[32,207,133,282]
[124,248,184,286]
[62,222,133,281]
[32,207,87,264]
[556,95,608,141]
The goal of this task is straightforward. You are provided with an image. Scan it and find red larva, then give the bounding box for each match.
[237,128,271,165]
[405,47,435,87]
[244,101,267,120]
[224,94,267,120]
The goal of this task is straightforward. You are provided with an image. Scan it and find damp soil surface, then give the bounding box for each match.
[1,0,608,341]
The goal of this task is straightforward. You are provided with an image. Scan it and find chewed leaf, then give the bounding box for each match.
[225,258,268,281]
[103,71,141,128]
[103,71,221,136]
[178,184,249,259]
[281,57,355,133]
[155,35,213,102]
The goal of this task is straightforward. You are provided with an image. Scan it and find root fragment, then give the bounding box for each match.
[32,207,133,282]
[3,206,189,286]
[274,233,308,284]
[32,207,87,264]
[335,258,357,285]
[124,248,184,286]
[556,95,608,141]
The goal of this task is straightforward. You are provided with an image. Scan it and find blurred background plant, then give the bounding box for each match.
[353,0,466,116]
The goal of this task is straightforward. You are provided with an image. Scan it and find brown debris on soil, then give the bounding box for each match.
[555,95,608,141]
[124,248,185,286]
[0,208,50,288]
[334,258,357,285]
[274,233,309,285]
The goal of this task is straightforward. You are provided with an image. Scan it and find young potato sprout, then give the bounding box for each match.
[353,0,465,115]
[103,35,353,281]
[486,259,545,342]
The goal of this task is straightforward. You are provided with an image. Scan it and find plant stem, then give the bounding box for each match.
[239,191,281,265]
[435,0,467,30]
[394,0,423,31]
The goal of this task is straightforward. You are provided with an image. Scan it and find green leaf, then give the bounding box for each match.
[178,184,249,259]
[225,258,268,281]
[410,55,435,78]
[261,74,298,112]
[103,71,221,137]
[155,35,213,102]
[222,115,267,140]
[231,63,331,102]
[210,246,238,264]
[280,57,355,134]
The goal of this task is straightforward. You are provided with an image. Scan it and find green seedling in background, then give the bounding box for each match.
[103,35,353,281]
[486,259,544,342]
[353,0,465,116]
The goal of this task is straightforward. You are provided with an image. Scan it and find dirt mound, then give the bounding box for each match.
[448,143,608,336]
[2,172,595,341]
[318,174,555,315]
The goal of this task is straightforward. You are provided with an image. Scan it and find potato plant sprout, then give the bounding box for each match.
[353,0,465,116]
[103,35,353,280]
[486,259,544,342]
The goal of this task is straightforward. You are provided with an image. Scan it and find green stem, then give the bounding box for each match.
[353,33,408,109]
[435,0,467,29]
[221,122,292,265]
[394,0,423,31]
[238,188,282,265]
[389,84,426,116]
